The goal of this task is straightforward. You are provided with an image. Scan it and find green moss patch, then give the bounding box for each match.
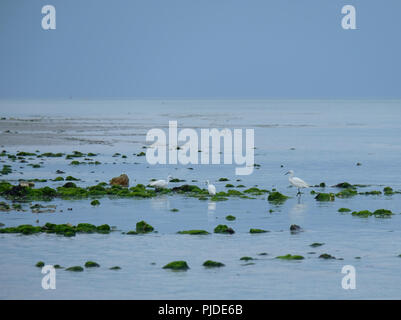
[177,230,209,235]
[163,261,189,271]
[249,228,268,234]
[214,224,235,234]
[276,254,304,260]
[203,260,225,268]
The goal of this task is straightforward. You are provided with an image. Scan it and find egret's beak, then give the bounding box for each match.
[285,171,290,175]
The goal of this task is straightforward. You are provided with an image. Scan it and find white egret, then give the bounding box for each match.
[206,180,216,196]
[150,175,172,189]
[285,170,309,196]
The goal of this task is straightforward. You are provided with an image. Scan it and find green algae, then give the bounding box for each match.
[334,182,355,189]
[203,260,225,268]
[351,209,393,218]
[384,187,394,195]
[240,256,253,261]
[359,190,382,195]
[0,201,11,212]
[52,177,64,181]
[310,242,324,248]
[163,261,189,271]
[319,253,336,259]
[225,215,236,221]
[267,191,289,204]
[109,266,121,270]
[84,261,100,268]
[276,254,304,260]
[0,165,12,175]
[36,261,45,267]
[249,228,268,234]
[351,210,372,217]
[170,208,179,212]
[336,188,358,198]
[90,199,100,206]
[244,187,269,195]
[214,224,235,234]
[65,176,79,181]
[136,220,154,233]
[315,193,335,201]
[338,208,351,213]
[218,178,229,181]
[0,222,111,237]
[66,266,84,272]
[177,230,210,235]
[225,184,234,188]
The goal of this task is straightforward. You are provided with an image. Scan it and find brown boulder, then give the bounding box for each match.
[109,174,129,187]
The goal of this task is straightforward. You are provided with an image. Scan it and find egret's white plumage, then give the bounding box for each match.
[206,180,216,196]
[150,175,172,189]
[285,170,309,195]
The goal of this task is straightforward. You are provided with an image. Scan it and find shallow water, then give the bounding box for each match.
[0,100,400,299]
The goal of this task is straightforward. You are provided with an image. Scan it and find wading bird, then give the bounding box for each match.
[285,170,309,196]
[150,175,172,189]
[206,180,216,196]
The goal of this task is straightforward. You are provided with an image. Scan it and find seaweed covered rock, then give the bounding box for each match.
[240,256,253,261]
[109,266,121,270]
[65,266,84,272]
[249,228,268,234]
[383,187,394,195]
[267,192,289,204]
[35,261,45,267]
[319,253,336,259]
[90,199,100,206]
[203,260,225,268]
[109,174,129,187]
[84,261,100,268]
[163,261,189,271]
[336,188,358,198]
[225,215,236,221]
[177,230,209,235]
[338,208,351,212]
[351,210,372,217]
[315,193,335,201]
[214,224,235,234]
[136,220,154,233]
[290,224,302,234]
[62,182,77,188]
[276,254,304,260]
[373,209,393,217]
[310,242,324,248]
[334,182,354,189]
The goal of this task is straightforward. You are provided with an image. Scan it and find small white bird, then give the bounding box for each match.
[206,180,216,196]
[150,175,172,189]
[285,170,309,196]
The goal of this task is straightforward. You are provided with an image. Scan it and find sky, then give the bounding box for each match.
[0,0,400,99]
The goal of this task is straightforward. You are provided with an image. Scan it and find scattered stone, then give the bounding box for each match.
[109,174,129,187]
[319,253,336,260]
[290,224,302,234]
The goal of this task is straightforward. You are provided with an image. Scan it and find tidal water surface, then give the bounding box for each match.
[0,100,400,299]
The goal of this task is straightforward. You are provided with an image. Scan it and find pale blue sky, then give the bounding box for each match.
[0,0,400,99]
